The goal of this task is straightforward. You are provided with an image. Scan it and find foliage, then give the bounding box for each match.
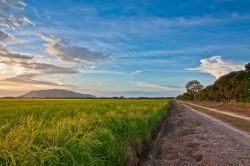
[245,63,250,72]
[185,80,204,100]
[177,63,250,102]
[0,99,169,165]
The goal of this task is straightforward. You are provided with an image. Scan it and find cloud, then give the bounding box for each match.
[123,45,229,57]
[0,16,34,30]
[90,13,250,37]
[79,69,124,75]
[3,74,58,86]
[0,44,78,80]
[0,31,14,41]
[0,45,33,60]
[0,0,27,10]
[0,0,34,30]
[186,56,244,79]
[149,13,250,28]
[18,62,78,74]
[130,70,141,75]
[132,81,184,92]
[41,35,110,64]
[0,61,79,97]
[0,59,77,79]
[130,70,141,79]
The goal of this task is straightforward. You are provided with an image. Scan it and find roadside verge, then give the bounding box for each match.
[179,102,250,142]
[181,101,250,121]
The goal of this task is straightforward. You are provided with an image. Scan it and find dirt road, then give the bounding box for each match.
[181,101,250,121]
[142,102,250,166]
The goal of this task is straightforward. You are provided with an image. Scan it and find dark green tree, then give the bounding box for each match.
[177,64,250,102]
[185,80,204,100]
[245,63,250,72]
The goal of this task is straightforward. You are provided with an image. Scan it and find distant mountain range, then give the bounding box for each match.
[19,89,96,99]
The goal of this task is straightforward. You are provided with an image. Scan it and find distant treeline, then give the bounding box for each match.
[177,63,250,102]
[1,96,174,100]
[98,97,174,99]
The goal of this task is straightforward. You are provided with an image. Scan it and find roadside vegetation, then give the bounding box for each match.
[189,105,250,133]
[0,99,169,165]
[186,101,250,117]
[177,63,250,102]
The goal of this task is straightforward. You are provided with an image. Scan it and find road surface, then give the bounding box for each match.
[142,102,250,166]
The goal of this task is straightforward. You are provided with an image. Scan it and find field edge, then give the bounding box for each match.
[126,101,173,166]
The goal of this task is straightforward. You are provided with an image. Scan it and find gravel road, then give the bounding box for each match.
[142,102,250,166]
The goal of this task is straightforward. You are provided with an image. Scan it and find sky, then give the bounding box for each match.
[0,0,250,97]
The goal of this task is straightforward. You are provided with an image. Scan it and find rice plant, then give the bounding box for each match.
[0,99,169,166]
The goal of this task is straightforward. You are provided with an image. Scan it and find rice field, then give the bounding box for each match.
[0,99,169,166]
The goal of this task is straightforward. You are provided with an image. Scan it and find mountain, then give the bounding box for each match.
[19,89,96,99]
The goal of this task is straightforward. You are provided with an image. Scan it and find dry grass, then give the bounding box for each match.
[190,105,250,133]
[186,101,250,117]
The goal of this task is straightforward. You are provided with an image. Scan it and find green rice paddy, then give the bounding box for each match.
[0,99,169,166]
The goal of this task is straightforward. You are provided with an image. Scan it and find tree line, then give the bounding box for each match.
[177,63,250,102]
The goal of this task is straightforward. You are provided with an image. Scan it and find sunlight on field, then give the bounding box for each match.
[0,99,169,165]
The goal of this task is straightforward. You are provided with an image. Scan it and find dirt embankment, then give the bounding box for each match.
[185,101,250,117]
[141,102,250,166]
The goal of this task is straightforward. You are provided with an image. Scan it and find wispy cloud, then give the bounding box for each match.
[0,0,34,30]
[186,56,245,79]
[0,31,14,41]
[125,45,229,57]
[0,44,33,60]
[79,69,125,75]
[0,0,27,10]
[132,81,184,92]
[0,43,78,88]
[1,0,249,97]
[41,35,110,64]
[0,0,81,91]
[79,12,250,37]
[129,70,141,79]
[3,74,59,86]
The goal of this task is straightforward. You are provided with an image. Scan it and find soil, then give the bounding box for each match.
[183,101,250,121]
[141,102,250,166]
[187,101,250,117]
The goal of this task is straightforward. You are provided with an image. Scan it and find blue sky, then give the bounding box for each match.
[0,0,249,97]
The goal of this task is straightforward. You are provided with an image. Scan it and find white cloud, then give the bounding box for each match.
[79,69,125,75]
[132,81,184,92]
[187,56,244,79]
[130,70,141,79]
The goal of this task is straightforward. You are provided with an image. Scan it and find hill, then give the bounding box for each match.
[19,89,96,99]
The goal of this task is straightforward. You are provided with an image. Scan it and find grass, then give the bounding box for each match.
[0,99,169,166]
[186,101,250,117]
[190,105,250,133]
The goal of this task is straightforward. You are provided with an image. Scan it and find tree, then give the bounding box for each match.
[245,63,250,100]
[185,80,204,100]
[245,63,250,72]
[178,69,249,102]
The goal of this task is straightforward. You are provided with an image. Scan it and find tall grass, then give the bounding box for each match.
[0,99,169,165]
